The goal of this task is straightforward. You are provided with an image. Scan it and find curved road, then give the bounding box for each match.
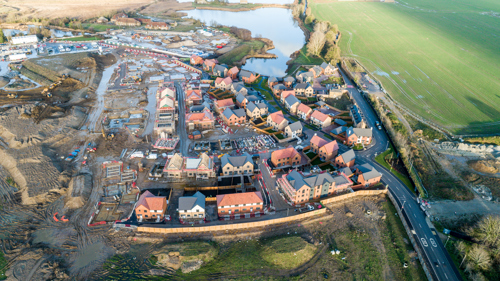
[339,68,462,281]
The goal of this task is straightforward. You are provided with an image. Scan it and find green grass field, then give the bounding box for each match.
[59,36,100,41]
[310,0,500,134]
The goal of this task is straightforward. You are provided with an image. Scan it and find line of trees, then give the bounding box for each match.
[453,215,500,280]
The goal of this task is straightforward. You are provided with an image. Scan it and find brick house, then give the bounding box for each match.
[164,153,215,179]
[227,66,239,80]
[231,82,248,96]
[284,94,301,115]
[271,146,301,168]
[216,191,264,217]
[246,102,268,119]
[136,18,151,25]
[235,93,248,108]
[294,83,314,97]
[283,76,296,88]
[334,149,356,168]
[355,164,382,187]
[296,71,314,83]
[203,59,217,72]
[268,76,278,88]
[277,170,353,204]
[185,108,215,131]
[284,121,303,138]
[346,127,373,146]
[310,110,332,129]
[297,103,313,121]
[146,22,169,30]
[239,70,258,83]
[190,55,204,66]
[214,76,233,90]
[310,134,329,154]
[178,191,205,221]
[309,135,339,161]
[214,98,234,114]
[267,111,288,131]
[221,152,254,175]
[280,90,295,104]
[135,191,167,222]
[222,108,246,126]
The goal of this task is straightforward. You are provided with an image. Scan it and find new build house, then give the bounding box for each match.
[280,90,295,104]
[310,110,332,129]
[334,149,356,168]
[284,94,301,115]
[163,153,216,180]
[214,76,233,90]
[213,65,228,77]
[310,134,339,161]
[185,108,215,131]
[221,153,254,175]
[297,103,313,121]
[295,83,314,97]
[135,191,168,222]
[283,76,296,88]
[227,66,239,80]
[185,89,202,106]
[284,121,303,138]
[355,164,382,187]
[271,146,301,168]
[222,108,246,126]
[239,70,258,83]
[278,170,353,204]
[246,102,268,119]
[214,98,234,114]
[178,191,206,221]
[346,127,373,146]
[203,59,217,72]
[267,111,288,131]
[216,192,264,218]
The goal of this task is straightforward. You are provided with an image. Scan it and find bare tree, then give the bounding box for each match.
[291,5,303,18]
[307,30,326,57]
[314,21,329,34]
[468,244,491,271]
[476,215,500,247]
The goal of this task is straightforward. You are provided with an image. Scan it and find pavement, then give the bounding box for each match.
[338,67,462,281]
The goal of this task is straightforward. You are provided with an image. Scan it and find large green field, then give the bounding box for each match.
[310,0,500,134]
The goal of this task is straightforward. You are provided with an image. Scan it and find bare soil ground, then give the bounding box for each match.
[139,0,192,17]
[1,0,153,20]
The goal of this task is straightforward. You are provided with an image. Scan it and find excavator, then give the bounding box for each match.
[102,127,115,141]
[41,75,67,98]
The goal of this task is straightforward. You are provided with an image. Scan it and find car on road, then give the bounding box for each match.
[420,238,428,247]
[430,238,437,247]
[376,121,380,126]
[433,261,440,268]
[378,125,382,130]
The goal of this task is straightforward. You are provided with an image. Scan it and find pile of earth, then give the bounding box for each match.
[0,76,10,87]
[468,160,499,174]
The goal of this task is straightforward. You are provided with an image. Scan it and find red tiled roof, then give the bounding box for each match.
[136,191,166,210]
[321,140,339,154]
[186,109,214,122]
[311,110,330,122]
[228,66,239,75]
[310,135,328,148]
[147,22,168,27]
[269,111,286,124]
[281,90,295,99]
[271,146,299,161]
[297,103,312,114]
[220,76,232,85]
[186,89,202,100]
[215,77,223,84]
[216,98,234,108]
[216,191,263,207]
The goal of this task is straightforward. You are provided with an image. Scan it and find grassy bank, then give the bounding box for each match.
[0,251,6,280]
[81,23,119,32]
[217,40,266,65]
[375,145,415,192]
[310,0,500,134]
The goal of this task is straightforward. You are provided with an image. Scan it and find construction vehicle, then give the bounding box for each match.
[7,93,18,99]
[102,128,115,140]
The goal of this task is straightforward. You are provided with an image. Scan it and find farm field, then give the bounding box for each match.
[310,0,500,134]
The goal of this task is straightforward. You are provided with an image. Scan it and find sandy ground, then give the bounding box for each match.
[3,0,154,19]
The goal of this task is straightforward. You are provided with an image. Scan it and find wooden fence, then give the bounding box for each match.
[137,189,388,234]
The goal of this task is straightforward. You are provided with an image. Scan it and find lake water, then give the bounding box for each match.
[182,8,305,77]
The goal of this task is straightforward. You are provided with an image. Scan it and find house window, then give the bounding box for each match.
[221,211,225,213]
[145,215,148,218]
[256,207,260,210]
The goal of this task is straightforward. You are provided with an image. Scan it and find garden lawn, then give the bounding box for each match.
[310,0,500,134]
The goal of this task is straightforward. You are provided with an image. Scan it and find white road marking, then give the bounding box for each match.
[445,273,449,280]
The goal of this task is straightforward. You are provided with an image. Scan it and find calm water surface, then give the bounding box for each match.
[182,8,305,77]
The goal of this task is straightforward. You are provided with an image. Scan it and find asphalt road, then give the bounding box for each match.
[339,68,462,281]
[175,82,189,155]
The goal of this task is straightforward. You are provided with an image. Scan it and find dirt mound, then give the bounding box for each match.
[0,76,10,88]
[468,160,499,174]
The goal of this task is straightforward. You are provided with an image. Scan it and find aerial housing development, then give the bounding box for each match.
[0,0,487,279]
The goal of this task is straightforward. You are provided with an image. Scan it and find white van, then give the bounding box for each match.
[147,153,158,160]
